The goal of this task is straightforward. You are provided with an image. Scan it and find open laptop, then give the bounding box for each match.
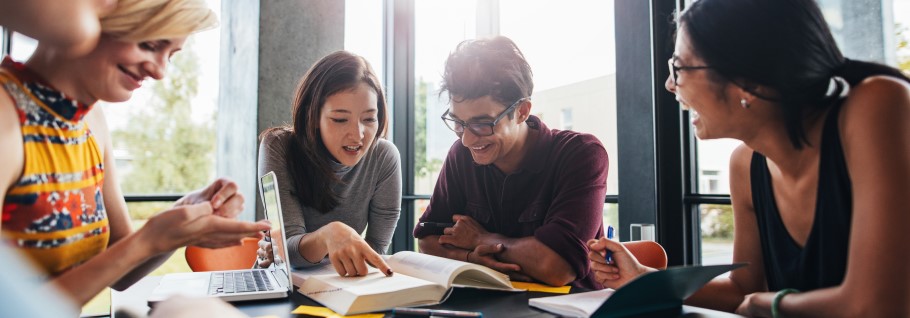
[148,171,293,303]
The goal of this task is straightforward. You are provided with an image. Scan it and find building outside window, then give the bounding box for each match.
[561,108,574,131]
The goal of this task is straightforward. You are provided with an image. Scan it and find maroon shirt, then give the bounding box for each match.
[414,116,608,289]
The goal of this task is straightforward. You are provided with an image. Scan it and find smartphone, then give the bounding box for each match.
[419,222,455,228]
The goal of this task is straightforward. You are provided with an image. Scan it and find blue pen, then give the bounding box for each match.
[605,225,614,264]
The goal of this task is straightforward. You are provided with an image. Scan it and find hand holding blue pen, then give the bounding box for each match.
[605,225,614,264]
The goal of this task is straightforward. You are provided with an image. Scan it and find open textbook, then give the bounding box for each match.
[295,251,523,315]
[529,263,746,318]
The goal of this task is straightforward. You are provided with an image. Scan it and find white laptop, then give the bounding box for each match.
[148,171,293,303]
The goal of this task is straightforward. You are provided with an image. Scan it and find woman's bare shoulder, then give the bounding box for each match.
[839,76,910,141]
[841,76,910,119]
[0,88,24,192]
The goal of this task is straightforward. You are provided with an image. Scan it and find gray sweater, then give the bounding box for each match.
[257,131,402,268]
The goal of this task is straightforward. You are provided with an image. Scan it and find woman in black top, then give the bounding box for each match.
[588,0,910,316]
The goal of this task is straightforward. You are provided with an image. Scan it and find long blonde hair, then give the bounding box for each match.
[100,0,217,42]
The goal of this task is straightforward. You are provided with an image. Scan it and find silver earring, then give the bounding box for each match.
[740,98,749,109]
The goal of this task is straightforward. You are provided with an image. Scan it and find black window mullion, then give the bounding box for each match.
[616,0,659,244]
[387,0,416,254]
[652,0,692,266]
[683,90,702,264]
[2,28,11,56]
[616,0,694,266]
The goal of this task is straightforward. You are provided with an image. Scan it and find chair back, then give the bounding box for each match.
[185,237,260,272]
[622,240,668,270]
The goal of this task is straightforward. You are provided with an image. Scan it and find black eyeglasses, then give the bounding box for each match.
[668,57,712,87]
[441,97,527,137]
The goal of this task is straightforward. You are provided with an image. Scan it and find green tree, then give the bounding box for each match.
[897,23,910,74]
[701,204,734,240]
[112,40,215,199]
[415,78,443,179]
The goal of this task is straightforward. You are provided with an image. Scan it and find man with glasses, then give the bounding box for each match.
[414,36,609,289]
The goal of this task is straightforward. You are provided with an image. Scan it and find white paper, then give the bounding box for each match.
[529,288,615,318]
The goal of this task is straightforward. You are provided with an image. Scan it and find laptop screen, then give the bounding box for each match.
[260,171,292,290]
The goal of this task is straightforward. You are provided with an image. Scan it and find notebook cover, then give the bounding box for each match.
[592,263,747,318]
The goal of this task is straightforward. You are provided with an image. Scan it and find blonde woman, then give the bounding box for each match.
[0,0,269,306]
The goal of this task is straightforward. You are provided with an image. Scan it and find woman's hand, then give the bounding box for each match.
[174,178,244,218]
[735,292,773,317]
[138,202,270,255]
[322,222,392,277]
[256,237,274,268]
[587,237,655,289]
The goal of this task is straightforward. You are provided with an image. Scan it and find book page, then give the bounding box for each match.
[298,272,446,315]
[387,251,471,286]
[450,268,515,290]
[291,262,380,287]
[529,288,615,317]
[301,272,438,296]
[387,251,515,290]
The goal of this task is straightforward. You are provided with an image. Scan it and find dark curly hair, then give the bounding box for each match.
[440,36,533,115]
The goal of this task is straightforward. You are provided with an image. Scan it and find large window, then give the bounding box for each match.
[689,0,910,265]
[412,1,477,235]
[413,1,476,196]
[693,139,738,265]
[101,24,221,198]
[345,0,385,83]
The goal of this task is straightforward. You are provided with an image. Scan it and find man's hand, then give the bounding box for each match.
[466,243,521,274]
[439,214,489,250]
[174,178,244,218]
[506,271,534,282]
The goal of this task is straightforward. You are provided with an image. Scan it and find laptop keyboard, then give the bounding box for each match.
[209,270,274,295]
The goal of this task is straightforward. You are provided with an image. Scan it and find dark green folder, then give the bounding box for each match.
[592,263,746,318]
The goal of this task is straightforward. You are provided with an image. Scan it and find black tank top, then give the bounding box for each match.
[750,104,853,291]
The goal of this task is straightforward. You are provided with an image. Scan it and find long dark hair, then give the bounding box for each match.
[261,51,388,213]
[679,0,910,148]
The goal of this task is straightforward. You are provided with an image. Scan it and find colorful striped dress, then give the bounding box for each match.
[1,57,109,276]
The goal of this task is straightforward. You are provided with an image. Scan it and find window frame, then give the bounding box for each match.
[2,28,11,56]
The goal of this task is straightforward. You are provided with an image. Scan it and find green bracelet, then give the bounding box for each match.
[772,288,799,318]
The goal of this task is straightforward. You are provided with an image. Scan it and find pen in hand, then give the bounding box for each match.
[605,225,614,264]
